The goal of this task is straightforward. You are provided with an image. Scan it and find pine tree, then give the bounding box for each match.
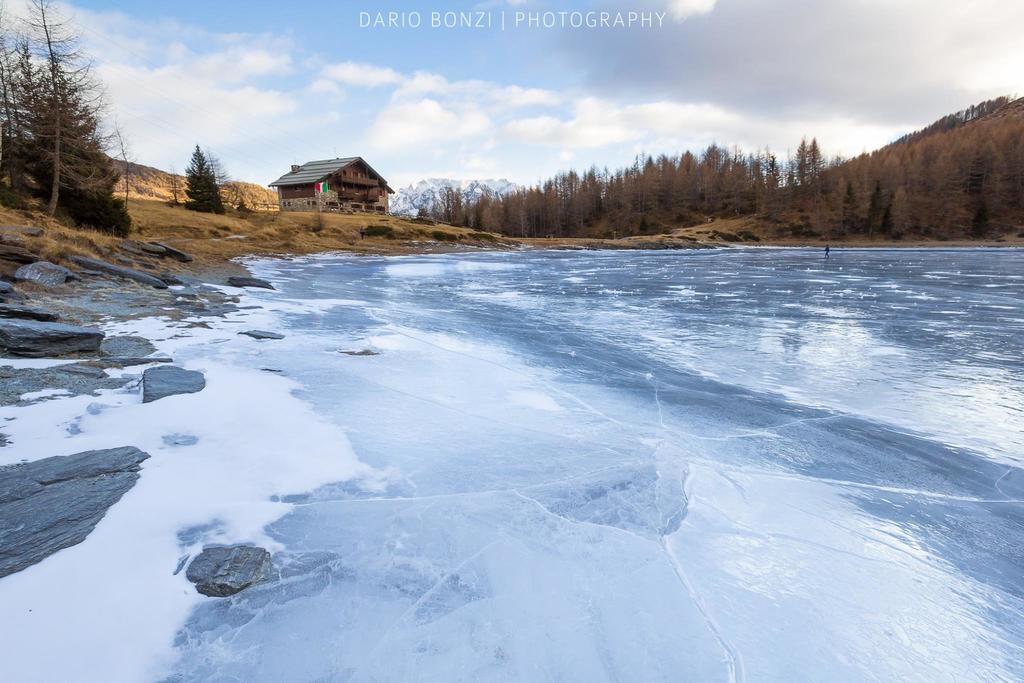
[841,181,859,234]
[866,181,885,236]
[184,145,224,214]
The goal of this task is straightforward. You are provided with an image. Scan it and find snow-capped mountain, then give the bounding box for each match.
[390,178,520,216]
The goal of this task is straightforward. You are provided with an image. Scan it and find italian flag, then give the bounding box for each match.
[315,180,328,193]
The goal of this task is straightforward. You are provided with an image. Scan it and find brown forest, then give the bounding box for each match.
[436,96,1024,240]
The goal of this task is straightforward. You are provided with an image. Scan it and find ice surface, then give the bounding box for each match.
[165,247,1024,682]
[3,247,1024,682]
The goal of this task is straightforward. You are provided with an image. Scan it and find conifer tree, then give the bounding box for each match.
[184,145,224,214]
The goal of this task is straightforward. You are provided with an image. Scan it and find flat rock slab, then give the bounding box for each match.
[0,363,128,406]
[101,335,157,358]
[142,365,206,403]
[239,330,284,340]
[0,446,149,578]
[14,261,75,287]
[0,319,104,357]
[0,303,59,322]
[226,276,275,290]
[69,255,168,289]
[151,242,193,263]
[185,544,272,597]
[0,244,40,264]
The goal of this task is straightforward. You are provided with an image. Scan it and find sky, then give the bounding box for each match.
[35,0,1024,188]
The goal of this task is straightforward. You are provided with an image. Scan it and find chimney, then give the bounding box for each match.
[290,164,300,173]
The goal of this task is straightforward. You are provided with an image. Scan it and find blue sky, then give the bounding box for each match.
[49,0,1024,189]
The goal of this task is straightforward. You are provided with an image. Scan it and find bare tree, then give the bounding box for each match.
[111,117,130,205]
[167,163,181,205]
[24,0,110,216]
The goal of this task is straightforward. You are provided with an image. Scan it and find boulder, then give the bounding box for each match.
[185,544,272,597]
[142,365,206,403]
[239,329,284,340]
[139,242,167,256]
[68,255,168,289]
[0,244,41,265]
[0,319,104,357]
[14,261,75,287]
[226,276,275,290]
[151,242,193,263]
[0,446,149,578]
[0,303,59,322]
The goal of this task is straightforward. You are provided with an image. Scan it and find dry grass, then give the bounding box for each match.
[0,199,511,280]
[125,201,510,265]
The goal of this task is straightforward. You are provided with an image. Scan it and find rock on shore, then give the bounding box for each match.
[14,261,76,287]
[185,544,273,597]
[0,446,150,578]
[0,319,104,357]
[68,255,168,289]
[226,276,275,290]
[142,365,206,403]
[240,329,284,340]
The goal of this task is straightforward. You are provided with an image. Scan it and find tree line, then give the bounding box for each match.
[0,0,131,235]
[436,96,1024,240]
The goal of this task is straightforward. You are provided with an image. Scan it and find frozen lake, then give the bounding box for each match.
[169,247,1024,681]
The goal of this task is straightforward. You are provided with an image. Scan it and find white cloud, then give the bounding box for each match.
[504,98,740,149]
[367,99,491,150]
[667,0,718,20]
[322,61,403,87]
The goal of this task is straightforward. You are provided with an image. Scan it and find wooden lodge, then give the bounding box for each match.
[269,157,394,213]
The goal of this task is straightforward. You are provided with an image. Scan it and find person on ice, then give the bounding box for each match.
[825,244,831,259]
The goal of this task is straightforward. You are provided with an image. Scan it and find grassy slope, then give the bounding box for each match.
[0,198,510,281]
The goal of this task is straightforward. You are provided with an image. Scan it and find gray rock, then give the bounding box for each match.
[0,303,59,322]
[239,329,284,340]
[340,349,381,356]
[14,261,74,287]
[0,244,40,264]
[142,365,206,403]
[68,255,168,289]
[139,242,167,255]
[185,544,272,597]
[226,276,275,290]
[101,335,157,358]
[0,319,104,357]
[0,363,129,406]
[0,225,43,237]
[151,242,193,263]
[0,446,149,578]
[0,281,12,295]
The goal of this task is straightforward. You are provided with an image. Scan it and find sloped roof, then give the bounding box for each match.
[269,157,394,192]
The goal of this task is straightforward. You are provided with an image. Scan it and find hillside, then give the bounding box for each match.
[450,96,1024,242]
[111,160,279,210]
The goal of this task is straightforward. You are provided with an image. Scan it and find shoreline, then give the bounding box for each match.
[0,259,386,681]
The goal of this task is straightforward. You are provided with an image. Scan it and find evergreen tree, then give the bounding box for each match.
[866,181,885,236]
[841,181,859,234]
[972,199,989,237]
[184,145,224,214]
